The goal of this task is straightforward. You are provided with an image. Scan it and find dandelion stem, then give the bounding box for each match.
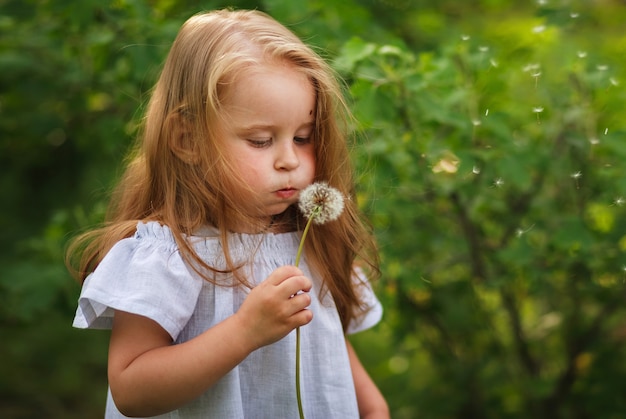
[295,209,317,267]
[296,326,304,419]
[294,208,318,419]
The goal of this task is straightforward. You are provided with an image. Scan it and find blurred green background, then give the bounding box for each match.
[2,0,626,418]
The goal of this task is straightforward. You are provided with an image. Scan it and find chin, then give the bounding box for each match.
[269,204,292,217]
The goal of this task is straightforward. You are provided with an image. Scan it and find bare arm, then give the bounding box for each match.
[108,265,313,417]
[347,339,390,419]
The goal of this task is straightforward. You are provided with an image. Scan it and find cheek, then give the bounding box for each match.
[304,150,316,179]
[306,159,316,181]
[234,159,262,184]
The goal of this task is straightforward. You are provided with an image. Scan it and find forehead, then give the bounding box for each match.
[219,62,316,125]
[223,60,313,98]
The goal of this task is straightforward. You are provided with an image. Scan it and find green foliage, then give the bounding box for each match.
[1,0,625,417]
[339,2,626,418]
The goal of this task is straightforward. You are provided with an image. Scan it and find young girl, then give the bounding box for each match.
[68,9,389,418]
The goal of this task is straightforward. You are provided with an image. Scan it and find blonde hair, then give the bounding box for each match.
[66,9,379,330]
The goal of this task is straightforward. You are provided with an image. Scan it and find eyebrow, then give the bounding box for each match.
[240,121,315,132]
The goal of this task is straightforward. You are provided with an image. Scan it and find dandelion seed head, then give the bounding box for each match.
[298,182,345,224]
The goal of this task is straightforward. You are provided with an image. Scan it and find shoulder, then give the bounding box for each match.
[134,221,178,247]
[74,221,203,339]
[91,221,180,271]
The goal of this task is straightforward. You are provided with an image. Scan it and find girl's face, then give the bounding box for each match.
[218,62,317,224]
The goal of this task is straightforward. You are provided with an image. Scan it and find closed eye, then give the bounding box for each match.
[247,138,272,148]
[294,136,312,145]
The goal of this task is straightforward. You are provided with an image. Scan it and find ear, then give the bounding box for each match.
[166,111,200,165]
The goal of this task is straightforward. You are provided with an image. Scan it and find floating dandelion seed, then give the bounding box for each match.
[533,106,544,123]
[597,64,608,71]
[532,25,546,33]
[523,63,543,86]
[577,51,587,58]
[493,178,504,188]
[516,224,535,238]
[610,78,619,86]
[613,197,624,207]
[570,12,580,18]
[523,63,541,72]
[604,128,609,135]
[532,71,542,87]
[589,137,600,145]
[479,46,489,53]
[485,109,489,116]
[490,59,499,68]
[472,119,481,127]
[472,166,481,175]
[461,34,470,41]
[571,171,582,189]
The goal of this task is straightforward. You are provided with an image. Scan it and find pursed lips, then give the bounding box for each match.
[274,187,298,199]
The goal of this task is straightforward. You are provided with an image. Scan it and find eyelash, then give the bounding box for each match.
[248,139,271,148]
[247,137,312,148]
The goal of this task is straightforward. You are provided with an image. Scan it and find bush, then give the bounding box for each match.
[338,2,626,417]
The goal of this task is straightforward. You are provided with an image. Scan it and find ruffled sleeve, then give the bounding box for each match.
[346,268,383,335]
[72,222,203,341]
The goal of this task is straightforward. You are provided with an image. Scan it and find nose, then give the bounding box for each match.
[274,141,300,171]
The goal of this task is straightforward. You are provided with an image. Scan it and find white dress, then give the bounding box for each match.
[73,221,383,418]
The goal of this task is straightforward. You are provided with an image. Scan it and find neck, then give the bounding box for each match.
[226,215,276,234]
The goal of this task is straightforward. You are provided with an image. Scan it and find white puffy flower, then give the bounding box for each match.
[298,182,345,224]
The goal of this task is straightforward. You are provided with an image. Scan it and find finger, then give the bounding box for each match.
[265,265,303,286]
[279,275,312,298]
[289,290,312,311]
[291,308,313,327]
